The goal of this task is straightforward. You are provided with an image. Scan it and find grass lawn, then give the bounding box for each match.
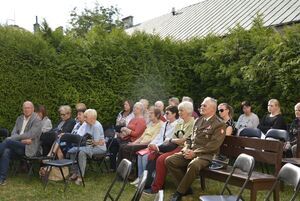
[0,166,295,201]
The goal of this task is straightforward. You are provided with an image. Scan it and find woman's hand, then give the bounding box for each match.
[92,139,105,146]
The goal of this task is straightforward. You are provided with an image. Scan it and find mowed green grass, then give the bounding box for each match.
[0,167,295,201]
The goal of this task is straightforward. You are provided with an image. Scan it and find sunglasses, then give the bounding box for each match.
[166,112,170,115]
[218,109,225,113]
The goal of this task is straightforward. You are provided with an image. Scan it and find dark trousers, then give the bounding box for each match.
[0,140,25,180]
[109,138,130,170]
[117,144,148,165]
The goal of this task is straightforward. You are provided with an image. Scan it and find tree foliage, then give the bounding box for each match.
[0,17,299,130]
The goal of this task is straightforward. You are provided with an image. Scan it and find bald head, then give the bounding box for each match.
[199,97,217,118]
[23,101,34,118]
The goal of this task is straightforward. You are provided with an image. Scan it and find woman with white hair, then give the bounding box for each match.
[109,102,147,171]
[258,99,286,134]
[144,101,195,194]
[68,109,106,185]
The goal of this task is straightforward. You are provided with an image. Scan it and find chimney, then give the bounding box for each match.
[172,7,176,15]
[122,16,134,29]
[33,16,40,33]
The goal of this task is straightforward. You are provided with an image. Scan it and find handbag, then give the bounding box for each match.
[158,141,178,153]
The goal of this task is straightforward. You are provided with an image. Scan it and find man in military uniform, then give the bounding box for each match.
[166,97,226,201]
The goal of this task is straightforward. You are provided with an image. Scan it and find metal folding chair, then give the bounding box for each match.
[104,158,132,201]
[200,153,255,201]
[265,163,300,201]
[131,170,148,201]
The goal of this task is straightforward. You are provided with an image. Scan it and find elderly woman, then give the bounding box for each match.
[218,103,236,136]
[288,103,300,157]
[118,107,163,171]
[115,100,134,132]
[132,105,179,186]
[36,105,52,133]
[235,101,259,135]
[68,109,106,185]
[258,99,286,134]
[109,102,147,171]
[144,101,195,194]
[48,107,87,160]
[40,105,76,156]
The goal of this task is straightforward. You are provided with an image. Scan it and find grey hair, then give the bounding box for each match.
[178,101,194,115]
[58,105,72,114]
[134,102,144,113]
[155,100,164,107]
[84,109,97,119]
[204,97,218,110]
[295,103,300,110]
[182,96,193,104]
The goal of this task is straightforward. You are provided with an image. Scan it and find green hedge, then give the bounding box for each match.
[0,21,299,130]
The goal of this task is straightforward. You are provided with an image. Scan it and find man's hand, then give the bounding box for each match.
[21,139,32,145]
[184,149,195,159]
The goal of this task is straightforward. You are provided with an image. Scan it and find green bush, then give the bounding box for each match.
[0,21,299,130]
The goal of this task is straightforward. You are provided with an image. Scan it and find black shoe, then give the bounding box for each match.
[170,191,182,201]
[183,188,193,196]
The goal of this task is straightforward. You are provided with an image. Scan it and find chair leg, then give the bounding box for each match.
[77,164,85,187]
[200,175,206,190]
[58,167,68,192]
[43,166,52,190]
[250,189,257,201]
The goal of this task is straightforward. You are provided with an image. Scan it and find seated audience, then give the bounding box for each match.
[117,107,163,169]
[218,103,236,136]
[166,97,226,201]
[155,100,166,122]
[109,102,147,171]
[36,105,52,133]
[40,105,76,156]
[235,101,259,135]
[115,100,134,132]
[288,102,300,157]
[258,99,286,134]
[182,96,199,119]
[49,106,87,159]
[168,97,180,106]
[0,101,42,185]
[133,106,179,185]
[68,109,106,185]
[144,101,195,194]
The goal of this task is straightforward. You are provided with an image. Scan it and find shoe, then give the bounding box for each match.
[143,188,157,195]
[170,191,182,201]
[74,178,82,185]
[0,179,6,186]
[130,178,140,185]
[68,174,78,181]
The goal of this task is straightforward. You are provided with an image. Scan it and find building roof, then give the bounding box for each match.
[126,0,300,40]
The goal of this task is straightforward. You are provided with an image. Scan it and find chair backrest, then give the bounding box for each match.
[104,159,132,201]
[131,170,148,201]
[239,128,262,138]
[221,153,255,200]
[265,129,289,142]
[153,190,164,201]
[0,128,9,142]
[265,163,300,201]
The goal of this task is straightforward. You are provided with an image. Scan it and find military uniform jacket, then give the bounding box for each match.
[183,115,226,161]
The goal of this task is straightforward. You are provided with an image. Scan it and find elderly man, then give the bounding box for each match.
[155,100,166,122]
[0,101,42,185]
[166,97,226,201]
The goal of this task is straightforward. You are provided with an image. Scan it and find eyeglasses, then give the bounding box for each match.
[218,109,225,113]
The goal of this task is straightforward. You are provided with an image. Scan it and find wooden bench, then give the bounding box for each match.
[199,136,283,201]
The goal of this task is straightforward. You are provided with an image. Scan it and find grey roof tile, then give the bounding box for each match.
[126,0,300,40]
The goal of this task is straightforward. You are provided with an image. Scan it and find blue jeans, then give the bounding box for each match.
[0,140,25,180]
[137,153,149,178]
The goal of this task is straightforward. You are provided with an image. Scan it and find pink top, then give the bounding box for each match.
[124,117,147,142]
